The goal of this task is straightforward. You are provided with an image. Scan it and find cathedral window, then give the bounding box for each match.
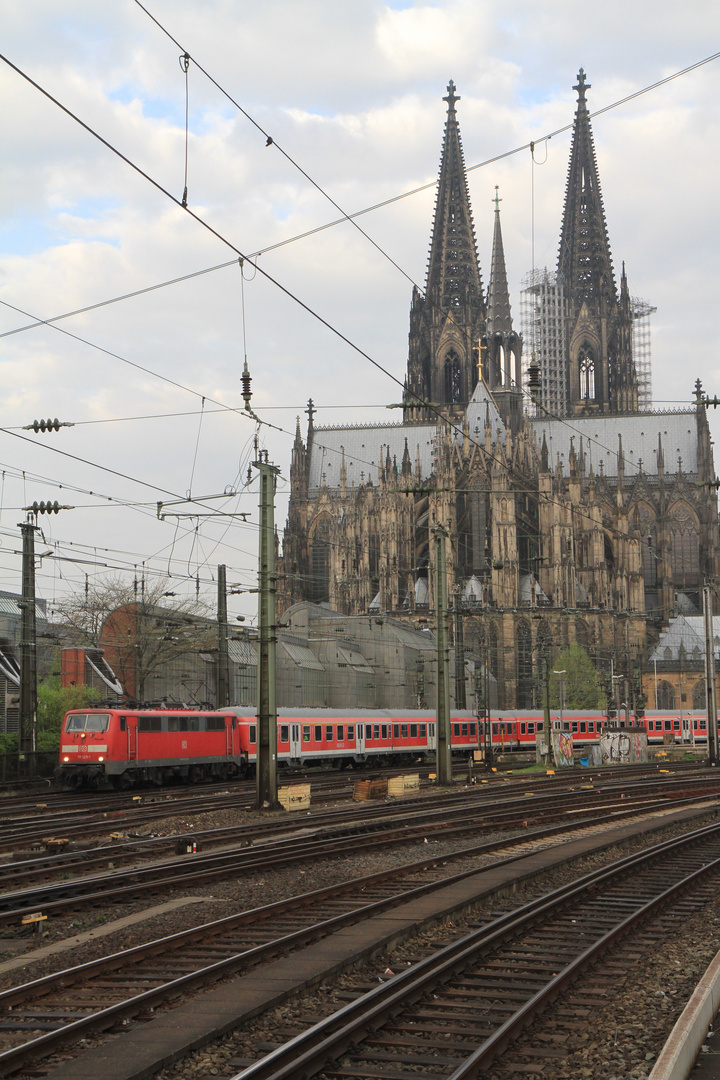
[669,504,700,586]
[579,352,595,400]
[444,350,463,403]
[516,621,533,708]
[657,680,676,711]
[310,517,331,603]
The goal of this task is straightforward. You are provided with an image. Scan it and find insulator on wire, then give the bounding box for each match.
[31,500,61,515]
[28,418,62,433]
[241,359,253,411]
[527,356,540,402]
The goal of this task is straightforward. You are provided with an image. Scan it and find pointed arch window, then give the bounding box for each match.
[444,349,463,404]
[669,503,700,586]
[579,350,595,400]
[310,516,331,603]
[516,620,533,708]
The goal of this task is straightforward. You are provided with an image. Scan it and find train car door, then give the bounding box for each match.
[355,722,365,755]
[127,716,137,761]
[290,723,301,758]
[225,716,233,758]
[682,716,691,743]
[427,722,436,751]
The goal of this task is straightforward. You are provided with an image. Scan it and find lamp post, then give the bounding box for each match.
[553,670,566,728]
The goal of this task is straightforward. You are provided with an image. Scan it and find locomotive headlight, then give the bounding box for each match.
[63,756,69,762]
[98,756,104,762]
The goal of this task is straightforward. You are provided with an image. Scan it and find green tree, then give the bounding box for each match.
[549,644,603,709]
[38,679,101,737]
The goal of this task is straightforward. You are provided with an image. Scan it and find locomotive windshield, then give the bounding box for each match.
[66,713,111,733]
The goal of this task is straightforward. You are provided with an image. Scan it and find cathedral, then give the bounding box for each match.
[280,72,719,709]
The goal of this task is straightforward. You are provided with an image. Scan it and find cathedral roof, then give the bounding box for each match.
[531,410,698,478]
[308,422,437,490]
[649,615,720,663]
[464,377,506,442]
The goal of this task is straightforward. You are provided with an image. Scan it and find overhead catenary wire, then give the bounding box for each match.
[0,46,714,593]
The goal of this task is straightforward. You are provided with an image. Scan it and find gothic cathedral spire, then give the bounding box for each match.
[558,69,637,415]
[404,81,486,422]
[486,187,522,431]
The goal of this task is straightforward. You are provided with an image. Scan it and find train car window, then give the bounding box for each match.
[410,724,417,738]
[337,725,344,741]
[673,720,680,731]
[700,720,707,730]
[520,723,526,735]
[138,717,162,732]
[453,723,460,737]
[393,725,399,739]
[168,717,179,732]
[492,723,498,736]
[326,725,333,741]
[206,718,225,731]
[374,724,380,739]
[302,726,311,743]
[382,725,388,739]
[314,725,322,741]
[430,724,435,736]
[469,723,476,736]
[571,722,578,734]
[579,722,587,733]
[528,722,535,734]
[280,726,289,742]
[420,724,427,737]
[587,722,594,733]
[188,717,200,732]
[664,720,672,731]
[400,724,408,738]
[232,717,236,729]
[250,725,256,743]
[347,725,355,740]
[120,716,127,732]
[357,724,363,738]
[562,722,569,732]
[66,713,111,732]
[461,723,468,736]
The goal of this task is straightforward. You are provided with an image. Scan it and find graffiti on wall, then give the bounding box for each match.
[599,731,648,764]
[552,731,574,768]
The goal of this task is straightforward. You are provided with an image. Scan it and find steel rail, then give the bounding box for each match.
[229,820,720,1080]
[0,807,655,1074]
[1,787,717,925]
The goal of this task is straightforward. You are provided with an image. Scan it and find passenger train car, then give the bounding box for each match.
[55,707,481,788]
[55,705,713,788]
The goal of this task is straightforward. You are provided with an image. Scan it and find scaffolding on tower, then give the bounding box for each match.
[630,297,656,412]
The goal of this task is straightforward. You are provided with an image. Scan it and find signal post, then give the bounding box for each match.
[255,452,280,811]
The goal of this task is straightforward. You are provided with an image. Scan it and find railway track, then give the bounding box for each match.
[229,821,720,1080]
[0,807,713,1077]
[1,779,718,923]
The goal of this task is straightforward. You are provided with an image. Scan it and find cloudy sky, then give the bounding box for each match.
[1,1,718,622]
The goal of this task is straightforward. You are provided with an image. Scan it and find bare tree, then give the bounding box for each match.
[54,577,216,703]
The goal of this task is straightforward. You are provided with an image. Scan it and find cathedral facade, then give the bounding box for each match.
[280,73,719,709]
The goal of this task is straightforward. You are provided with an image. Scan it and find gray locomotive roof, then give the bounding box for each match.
[531,410,698,479]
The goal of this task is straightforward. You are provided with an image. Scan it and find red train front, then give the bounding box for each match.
[56,708,246,788]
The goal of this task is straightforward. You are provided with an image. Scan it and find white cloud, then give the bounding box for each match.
[0,0,718,611]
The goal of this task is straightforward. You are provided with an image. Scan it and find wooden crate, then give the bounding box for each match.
[279,783,311,812]
[388,773,420,798]
[353,778,388,801]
